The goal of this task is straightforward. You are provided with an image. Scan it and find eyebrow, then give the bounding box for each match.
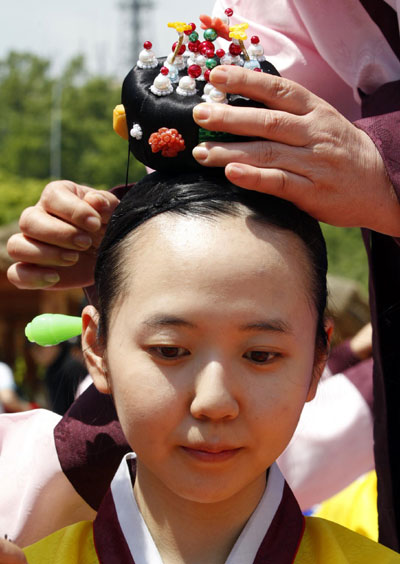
[141,315,196,330]
[141,315,291,334]
[239,320,293,334]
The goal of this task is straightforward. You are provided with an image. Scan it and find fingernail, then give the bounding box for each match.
[43,273,60,285]
[193,105,210,121]
[85,216,101,231]
[227,164,244,178]
[74,234,92,249]
[61,251,79,263]
[210,67,228,84]
[192,146,209,161]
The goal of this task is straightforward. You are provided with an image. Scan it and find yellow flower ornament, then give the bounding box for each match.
[167,21,192,34]
[229,22,249,41]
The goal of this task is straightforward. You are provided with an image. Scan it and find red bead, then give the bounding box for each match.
[229,43,242,56]
[253,67,262,72]
[172,41,186,55]
[199,40,215,56]
[143,41,152,50]
[205,48,215,59]
[187,64,202,78]
[216,49,225,58]
[225,8,233,17]
[251,35,260,44]
[160,66,169,75]
[204,69,211,82]
[188,40,200,52]
[184,22,196,35]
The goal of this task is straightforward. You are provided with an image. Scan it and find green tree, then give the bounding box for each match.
[0,51,144,187]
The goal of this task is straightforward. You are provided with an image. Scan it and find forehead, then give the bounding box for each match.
[117,212,314,316]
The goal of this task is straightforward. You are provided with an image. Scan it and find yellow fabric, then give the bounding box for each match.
[314,471,378,541]
[22,504,400,563]
[295,516,400,563]
[23,521,98,564]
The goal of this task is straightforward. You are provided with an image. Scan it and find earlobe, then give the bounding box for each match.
[306,317,335,402]
[81,305,110,395]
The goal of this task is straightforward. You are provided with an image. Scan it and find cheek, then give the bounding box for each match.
[110,367,183,449]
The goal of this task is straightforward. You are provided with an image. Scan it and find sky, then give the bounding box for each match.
[0,0,216,80]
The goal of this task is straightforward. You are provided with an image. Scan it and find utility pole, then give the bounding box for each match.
[121,0,155,63]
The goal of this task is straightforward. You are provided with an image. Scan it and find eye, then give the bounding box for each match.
[149,346,190,360]
[243,350,279,364]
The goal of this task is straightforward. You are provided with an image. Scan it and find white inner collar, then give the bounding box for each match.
[111,453,285,564]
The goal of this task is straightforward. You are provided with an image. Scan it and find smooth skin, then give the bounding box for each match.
[82,212,327,564]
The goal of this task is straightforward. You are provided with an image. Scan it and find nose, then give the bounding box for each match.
[190,361,239,421]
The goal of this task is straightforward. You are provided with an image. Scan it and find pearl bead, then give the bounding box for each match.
[209,87,226,103]
[154,75,170,90]
[176,75,196,96]
[139,49,155,63]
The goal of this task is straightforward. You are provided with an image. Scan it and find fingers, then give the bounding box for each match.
[7,251,97,290]
[224,162,315,210]
[19,207,93,251]
[193,140,310,172]
[38,181,105,232]
[83,189,120,224]
[7,234,80,267]
[193,104,308,145]
[208,65,316,114]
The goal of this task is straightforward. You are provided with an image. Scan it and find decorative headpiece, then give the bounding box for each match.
[113,8,280,172]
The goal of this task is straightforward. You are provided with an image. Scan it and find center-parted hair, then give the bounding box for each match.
[95,170,328,353]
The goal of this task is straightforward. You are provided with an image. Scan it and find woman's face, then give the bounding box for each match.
[84,211,324,506]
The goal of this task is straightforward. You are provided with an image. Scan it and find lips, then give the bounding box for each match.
[181,445,242,463]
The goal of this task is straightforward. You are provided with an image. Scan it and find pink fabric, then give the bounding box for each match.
[278,372,374,509]
[213,0,400,120]
[0,409,95,547]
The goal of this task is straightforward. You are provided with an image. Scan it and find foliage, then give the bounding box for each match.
[0,51,145,188]
[320,223,368,292]
[0,170,46,225]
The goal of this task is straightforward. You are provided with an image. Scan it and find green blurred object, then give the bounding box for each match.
[25,314,82,346]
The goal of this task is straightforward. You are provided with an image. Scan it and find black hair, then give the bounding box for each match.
[95,170,328,355]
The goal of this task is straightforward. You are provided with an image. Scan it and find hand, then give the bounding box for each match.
[192,66,400,236]
[0,538,27,564]
[7,181,119,290]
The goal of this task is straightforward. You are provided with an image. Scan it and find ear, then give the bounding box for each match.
[81,305,110,395]
[306,317,334,402]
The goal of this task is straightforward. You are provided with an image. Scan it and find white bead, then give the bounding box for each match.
[137,49,158,69]
[203,83,213,96]
[248,44,265,61]
[154,75,170,90]
[176,75,196,96]
[150,73,173,96]
[209,87,227,103]
[220,54,233,65]
[130,124,143,140]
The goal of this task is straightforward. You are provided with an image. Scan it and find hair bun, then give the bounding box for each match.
[120,56,280,172]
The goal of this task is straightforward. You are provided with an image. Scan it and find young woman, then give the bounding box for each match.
[22,170,399,563]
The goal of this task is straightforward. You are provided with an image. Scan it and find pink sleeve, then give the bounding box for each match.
[0,409,95,547]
